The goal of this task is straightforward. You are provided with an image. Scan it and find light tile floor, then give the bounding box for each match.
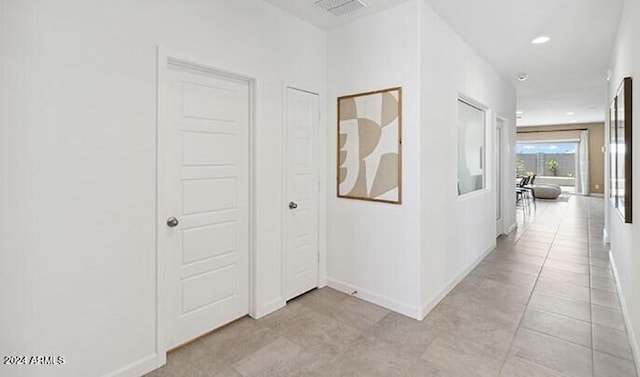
[146,196,638,377]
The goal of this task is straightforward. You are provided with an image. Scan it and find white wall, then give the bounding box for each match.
[0,1,326,376]
[326,1,423,317]
[1,0,519,374]
[418,1,517,316]
[325,0,516,319]
[607,0,640,371]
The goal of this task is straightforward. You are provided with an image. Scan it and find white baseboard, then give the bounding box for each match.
[506,222,517,235]
[418,244,495,320]
[603,228,610,245]
[252,297,285,319]
[591,193,604,197]
[326,278,419,319]
[107,353,158,377]
[609,252,640,377]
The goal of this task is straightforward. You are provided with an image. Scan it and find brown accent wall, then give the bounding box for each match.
[516,122,605,194]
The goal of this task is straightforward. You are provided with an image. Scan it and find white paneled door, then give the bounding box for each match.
[285,88,319,301]
[160,62,250,349]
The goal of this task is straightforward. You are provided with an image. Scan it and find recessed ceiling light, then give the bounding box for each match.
[566,112,575,116]
[516,72,528,81]
[532,36,551,44]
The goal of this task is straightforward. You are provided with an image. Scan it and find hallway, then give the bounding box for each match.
[146,196,637,377]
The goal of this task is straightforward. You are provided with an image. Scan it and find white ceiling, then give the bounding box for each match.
[422,0,624,126]
[265,0,625,127]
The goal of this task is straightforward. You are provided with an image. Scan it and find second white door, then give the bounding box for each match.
[285,88,319,301]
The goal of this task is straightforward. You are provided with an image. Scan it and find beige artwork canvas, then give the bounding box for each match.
[337,87,402,204]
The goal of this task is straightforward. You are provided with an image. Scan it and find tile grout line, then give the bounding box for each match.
[585,199,638,370]
[587,198,596,377]
[501,198,604,374]
[497,200,568,376]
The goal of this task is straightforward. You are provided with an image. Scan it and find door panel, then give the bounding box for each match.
[182,132,237,166]
[163,66,249,349]
[182,222,237,264]
[182,178,237,214]
[285,88,319,301]
[182,265,237,313]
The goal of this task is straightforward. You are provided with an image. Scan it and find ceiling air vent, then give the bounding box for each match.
[314,0,368,16]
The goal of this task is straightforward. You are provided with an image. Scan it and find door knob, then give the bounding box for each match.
[166,216,179,228]
[288,202,298,210]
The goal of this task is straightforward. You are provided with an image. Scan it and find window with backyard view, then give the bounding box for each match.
[516,142,577,191]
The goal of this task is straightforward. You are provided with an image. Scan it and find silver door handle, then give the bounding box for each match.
[166,216,179,228]
[289,202,298,210]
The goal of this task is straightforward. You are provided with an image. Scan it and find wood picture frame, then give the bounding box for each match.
[337,87,402,204]
[612,77,633,223]
[609,97,617,206]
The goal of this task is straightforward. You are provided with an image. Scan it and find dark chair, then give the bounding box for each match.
[523,175,536,202]
[517,176,529,187]
[516,176,529,210]
[516,176,535,212]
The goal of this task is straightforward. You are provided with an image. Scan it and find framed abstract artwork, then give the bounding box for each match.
[609,97,617,206]
[613,77,633,223]
[337,87,402,204]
